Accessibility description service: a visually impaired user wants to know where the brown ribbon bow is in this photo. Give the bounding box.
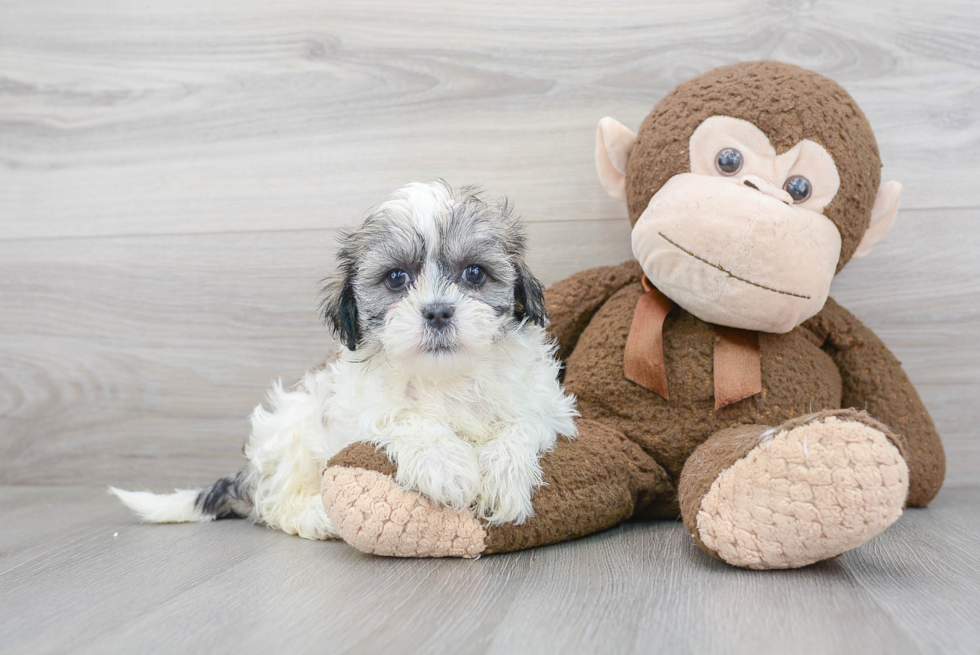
[624,277,762,410]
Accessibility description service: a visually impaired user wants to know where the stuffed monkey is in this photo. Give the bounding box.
[321,61,945,569]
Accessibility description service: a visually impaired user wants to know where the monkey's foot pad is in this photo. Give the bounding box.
[696,415,909,570]
[322,467,487,558]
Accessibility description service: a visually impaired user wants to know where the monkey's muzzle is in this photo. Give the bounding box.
[631,174,841,333]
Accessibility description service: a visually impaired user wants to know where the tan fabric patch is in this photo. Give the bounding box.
[696,416,908,569]
[322,466,487,558]
[631,173,841,333]
[688,115,842,213]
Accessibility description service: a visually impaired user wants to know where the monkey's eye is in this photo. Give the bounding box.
[462,265,487,286]
[715,148,743,176]
[783,175,812,203]
[384,269,410,291]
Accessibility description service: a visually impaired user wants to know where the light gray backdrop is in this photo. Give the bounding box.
[1,0,977,489]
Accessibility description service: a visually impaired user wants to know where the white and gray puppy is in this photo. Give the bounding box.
[112,181,578,540]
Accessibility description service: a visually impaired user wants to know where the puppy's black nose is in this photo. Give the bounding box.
[423,304,454,329]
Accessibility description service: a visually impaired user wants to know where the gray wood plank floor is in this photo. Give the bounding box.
[1,0,979,652]
[2,486,979,655]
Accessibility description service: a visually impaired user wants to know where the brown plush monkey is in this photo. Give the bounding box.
[321,61,945,569]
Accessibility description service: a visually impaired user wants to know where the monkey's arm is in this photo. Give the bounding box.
[803,297,945,506]
[545,260,642,362]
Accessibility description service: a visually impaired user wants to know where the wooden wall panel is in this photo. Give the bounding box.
[0,0,977,487]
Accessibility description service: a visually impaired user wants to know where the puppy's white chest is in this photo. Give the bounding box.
[325,361,503,445]
[402,380,499,445]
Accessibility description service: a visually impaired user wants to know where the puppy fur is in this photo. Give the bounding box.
[112,181,578,540]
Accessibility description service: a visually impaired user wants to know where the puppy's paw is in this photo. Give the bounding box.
[394,441,481,513]
[477,480,535,526]
[476,438,541,525]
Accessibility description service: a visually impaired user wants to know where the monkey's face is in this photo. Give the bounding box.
[595,62,902,335]
[630,116,843,333]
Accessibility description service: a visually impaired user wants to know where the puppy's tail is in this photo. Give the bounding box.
[109,469,254,524]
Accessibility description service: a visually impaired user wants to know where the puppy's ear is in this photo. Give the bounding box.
[514,262,547,327]
[321,271,360,350]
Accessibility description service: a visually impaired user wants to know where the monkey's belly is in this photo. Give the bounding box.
[564,283,843,483]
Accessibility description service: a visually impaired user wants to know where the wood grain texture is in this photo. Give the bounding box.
[0,2,978,493]
[1,0,979,241]
[2,2,978,652]
[1,485,978,654]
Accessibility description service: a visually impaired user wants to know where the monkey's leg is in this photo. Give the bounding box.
[320,419,674,557]
[678,409,909,570]
[805,298,945,506]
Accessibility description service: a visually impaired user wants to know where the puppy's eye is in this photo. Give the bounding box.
[783,175,812,203]
[462,265,486,286]
[384,269,410,291]
[715,148,743,176]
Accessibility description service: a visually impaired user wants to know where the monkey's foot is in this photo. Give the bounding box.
[683,410,909,570]
[322,466,487,558]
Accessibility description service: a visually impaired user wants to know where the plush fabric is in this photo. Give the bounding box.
[323,444,487,558]
[803,298,945,506]
[623,282,673,397]
[556,263,942,501]
[322,259,944,563]
[320,61,945,568]
[854,180,902,259]
[625,60,881,271]
[631,173,842,332]
[483,419,675,553]
[712,326,762,409]
[679,410,908,569]
[563,264,843,483]
[545,262,643,365]
[677,422,770,560]
[323,420,676,556]
[322,467,487,558]
[596,117,637,202]
[688,116,842,212]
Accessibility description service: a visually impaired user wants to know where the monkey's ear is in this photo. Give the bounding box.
[853,181,902,260]
[595,117,637,202]
[321,275,360,350]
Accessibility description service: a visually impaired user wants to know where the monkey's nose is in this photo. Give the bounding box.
[422,304,454,329]
[741,174,793,205]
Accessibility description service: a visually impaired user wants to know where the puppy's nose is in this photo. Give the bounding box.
[422,304,454,329]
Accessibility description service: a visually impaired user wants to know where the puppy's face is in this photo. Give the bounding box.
[322,182,546,376]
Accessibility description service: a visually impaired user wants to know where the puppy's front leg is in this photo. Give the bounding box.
[381,425,481,513]
[476,430,543,525]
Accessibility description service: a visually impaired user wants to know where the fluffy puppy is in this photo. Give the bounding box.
[112,181,578,540]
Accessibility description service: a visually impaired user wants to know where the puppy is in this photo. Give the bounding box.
[112,181,578,540]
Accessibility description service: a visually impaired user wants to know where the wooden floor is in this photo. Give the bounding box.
[1,485,978,654]
[2,0,979,653]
